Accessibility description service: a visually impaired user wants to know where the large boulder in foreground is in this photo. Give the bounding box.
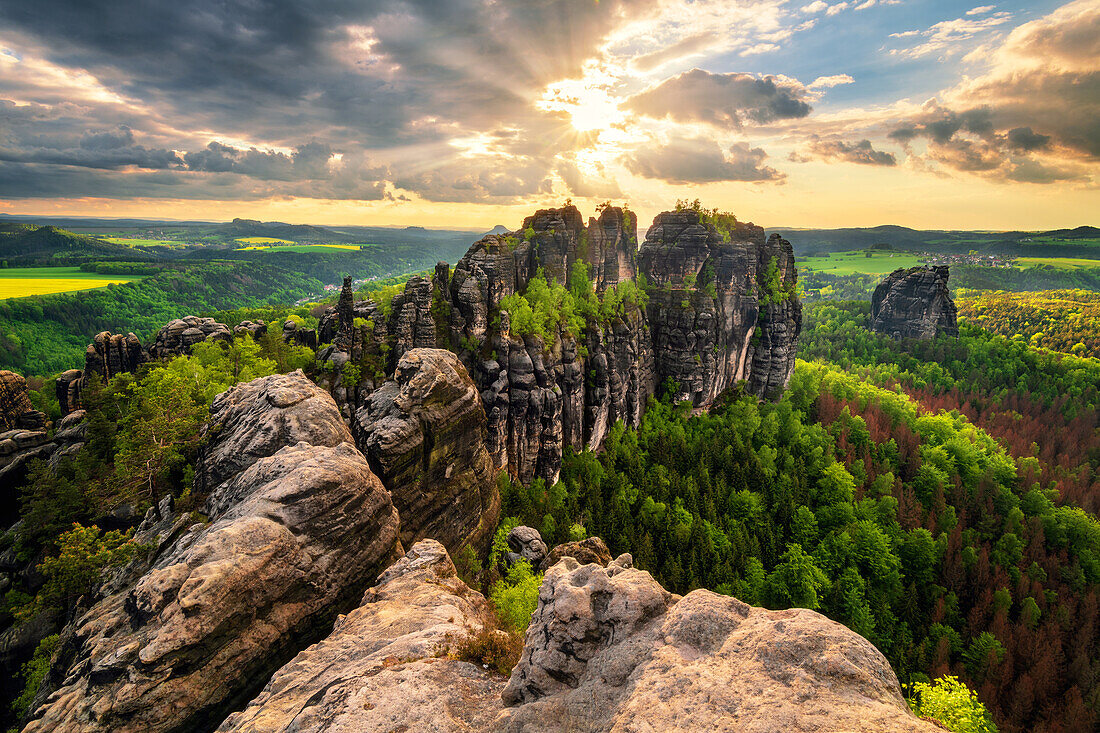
[502,556,941,732]
[871,265,958,340]
[221,541,942,733]
[23,372,402,733]
[353,348,500,557]
[219,540,503,733]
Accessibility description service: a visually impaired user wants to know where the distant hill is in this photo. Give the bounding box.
[0,222,141,264]
[773,224,1100,258]
[216,218,339,242]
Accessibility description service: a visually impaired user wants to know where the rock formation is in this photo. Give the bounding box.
[320,205,800,484]
[218,540,502,733]
[233,320,267,339]
[148,316,232,359]
[0,370,44,432]
[216,541,943,733]
[505,525,548,568]
[22,372,402,733]
[639,212,801,404]
[55,331,148,414]
[281,318,318,350]
[870,266,959,340]
[352,348,500,557]
[539,536,612,572]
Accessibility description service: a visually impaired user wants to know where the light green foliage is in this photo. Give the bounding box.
[674,199,739,242]
[524,226,537,241]
[20,524,140,620]
[491,515,523,568]
[908,676,998,733]
[370,283,403,320]
[490,560,543,633]
[11,634,59,717]
[498,269,585,340]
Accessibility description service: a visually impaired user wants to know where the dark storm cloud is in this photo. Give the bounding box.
[624,138,783,184]
[803,138,897,166]
[625,69,812,129]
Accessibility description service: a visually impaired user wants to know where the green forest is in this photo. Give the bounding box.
[499,307,1100,733]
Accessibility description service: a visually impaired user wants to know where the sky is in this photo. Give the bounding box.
[0,0,1096,231]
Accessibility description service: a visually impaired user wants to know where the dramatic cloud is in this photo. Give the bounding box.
[878,0,1099,184]
[803,138,897,166]
[625,69,812,129]
[624,138,783,184]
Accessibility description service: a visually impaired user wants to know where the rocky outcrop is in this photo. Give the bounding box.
[639,212,801,403]
[316,205,798,483]
[149,316,232,359]
[501,555,942,732]
[218,540,503,733]
[352,348,500,557]
[505,525,547,568]
[23,372,402,733]
[870,266,959,340]
[0,371,44,432]
[233,320,267,340]
[539,536,612,572]
[281,319,318,350]
[219,541,943,733]
[55,331,149,414]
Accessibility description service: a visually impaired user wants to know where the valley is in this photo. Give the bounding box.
[0,205,1097,733]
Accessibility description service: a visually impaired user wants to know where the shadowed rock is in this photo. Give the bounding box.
[353,348,500,557]
[870,266,958,340]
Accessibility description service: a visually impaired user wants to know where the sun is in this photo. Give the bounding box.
[537,78,624,133]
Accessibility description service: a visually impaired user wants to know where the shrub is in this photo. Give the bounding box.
[447,610,524,675]
[11,634,59,717]
[908,675,998,733]
[490,559,543,633]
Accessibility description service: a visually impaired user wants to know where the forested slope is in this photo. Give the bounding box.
[0,262,320,375]
[500,305,1100,733]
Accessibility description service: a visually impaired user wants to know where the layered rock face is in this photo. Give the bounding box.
[440,206,654,484]
[315,205,799,484]
[639,212,801,404]
[149,316,232,359]
[220,541,942,733]
[55,331,148,414]
[0,370,43,432]
[870,265,959,340]
[218,540,503,733]
[352,348,500,557]
[23,372,402,733]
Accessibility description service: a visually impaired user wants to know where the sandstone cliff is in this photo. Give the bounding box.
[870,265,959,340]
[352,348,501,558]
[219,540,944,733]
[22,372,402,733]
[321,205,801,484]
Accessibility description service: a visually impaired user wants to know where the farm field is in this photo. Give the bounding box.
[235,242,367,252]
[0,267,146,298]
[234,236,296,245]
[1016,257,1100,269]
[102,236,181,247]
[797,250,923,275]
